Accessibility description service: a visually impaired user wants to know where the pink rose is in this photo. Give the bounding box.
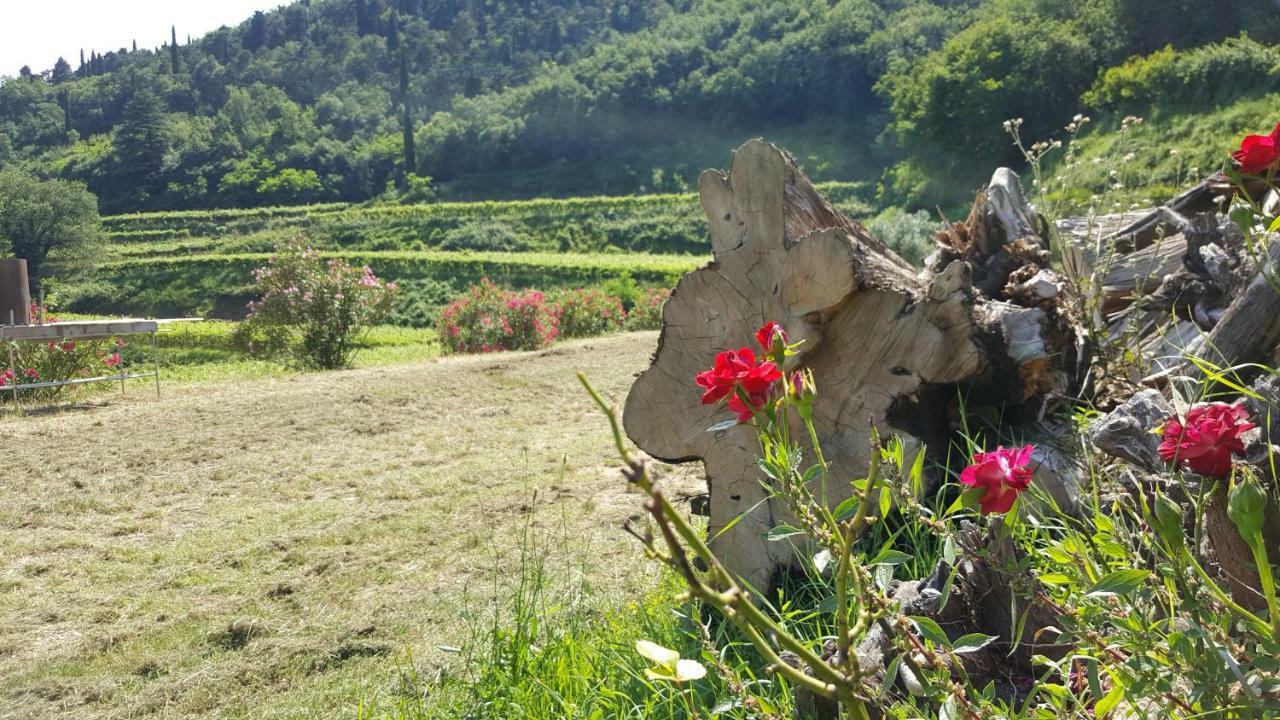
[960,445,1035,515]
[1158,402,1255,478]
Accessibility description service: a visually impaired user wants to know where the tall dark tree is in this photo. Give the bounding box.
[246,11,268,51]
[50,57,72,83]
[114,88,168,194]
[399,48,415,186]
[170,26,180,73]
[355,0,374,35]
[78,48,85,73]
[132,39,138,52]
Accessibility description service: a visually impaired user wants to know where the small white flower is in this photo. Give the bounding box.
[1123,152,1136,162]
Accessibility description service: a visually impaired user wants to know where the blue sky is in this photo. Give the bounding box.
[2,0,287,76]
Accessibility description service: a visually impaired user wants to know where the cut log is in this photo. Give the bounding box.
[623,140,1076,590]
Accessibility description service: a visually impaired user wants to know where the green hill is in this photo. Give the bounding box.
[2,0,1277,214]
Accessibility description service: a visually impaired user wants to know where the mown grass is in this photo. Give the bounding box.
[0,332,706,720]
[124,320,440,384]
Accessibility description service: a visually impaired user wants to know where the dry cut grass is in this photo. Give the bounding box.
[0,332,697,720]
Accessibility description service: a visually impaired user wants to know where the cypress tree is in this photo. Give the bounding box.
[399,49,416,186]
[170,26,179,73]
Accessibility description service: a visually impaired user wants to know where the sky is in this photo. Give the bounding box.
[1,0,288,76]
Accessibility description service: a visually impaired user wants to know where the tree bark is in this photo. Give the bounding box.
[624,140,1075,590]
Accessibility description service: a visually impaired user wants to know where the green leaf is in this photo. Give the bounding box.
[878,483,892,518]
[945,487,986,517]
[801,464,824,485]
[880,654,902,694]
[766,525,805,542]
[833,496,860,522]
[1085,569,1149,597]
[869,548,911,566]
[951,633,997,655]
[910,616,949,647]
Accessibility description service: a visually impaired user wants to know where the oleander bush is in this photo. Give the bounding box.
[436,278,559,354]
[623,286,671,331]
[234,237,397,369]
[1,304,126,402]
[552,288,626,338]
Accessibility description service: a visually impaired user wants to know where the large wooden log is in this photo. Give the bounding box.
[624,141,1073,589]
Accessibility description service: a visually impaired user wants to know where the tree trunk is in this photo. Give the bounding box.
[624,140,1076,590]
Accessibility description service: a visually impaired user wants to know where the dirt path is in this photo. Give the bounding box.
[0,332,698,720]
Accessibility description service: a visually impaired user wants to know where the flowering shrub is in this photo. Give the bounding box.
[235,237,397,369]
[436,278,559,354]
[552,288,626,338]
[2,306,127,401]
[623,287,670,330]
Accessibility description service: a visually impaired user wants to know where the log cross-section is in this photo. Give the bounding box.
[624,140,1057,589]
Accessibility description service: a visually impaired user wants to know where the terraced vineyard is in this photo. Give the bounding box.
[74,184,874,324]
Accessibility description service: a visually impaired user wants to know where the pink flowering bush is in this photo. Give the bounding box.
[623,287,671,331]
[2,305,127,401]
[436,278,559,354]
[235,236,397,369]
[552,288,626,338]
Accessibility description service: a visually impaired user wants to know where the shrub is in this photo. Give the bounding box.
[440,220,527,252]
[623,287,670,331]
[436,279,558,354]
[1,304,126,402]
[866,207,938,266]
[552,288,625,338]
[235,237,397,369]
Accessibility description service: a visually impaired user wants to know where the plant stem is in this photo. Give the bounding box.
[1246,538,1280,641]
[1179,546,1271,636]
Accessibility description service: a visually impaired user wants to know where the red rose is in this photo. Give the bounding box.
[1158,402,1255,478]
[727,389,770,423]
[755,321,788,353]
[694,346,782,421]
[1232,122,1280,175]
[960,444,1035,515]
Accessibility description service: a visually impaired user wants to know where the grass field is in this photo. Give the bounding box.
[0,332,701,720]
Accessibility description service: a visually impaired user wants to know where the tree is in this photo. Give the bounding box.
[50,57,72,84]
[0,171,102,290]
[246,11,268,51]
[114,88,169,195]
[170,26,180,73]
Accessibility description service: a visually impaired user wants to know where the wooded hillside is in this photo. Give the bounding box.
[1,0,1278,213]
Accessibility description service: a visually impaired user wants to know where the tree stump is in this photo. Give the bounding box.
[624,140,1074,589]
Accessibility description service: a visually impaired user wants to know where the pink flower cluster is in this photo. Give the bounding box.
[437,279,559,354]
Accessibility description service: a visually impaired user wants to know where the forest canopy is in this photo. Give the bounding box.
[1,0,1277,213]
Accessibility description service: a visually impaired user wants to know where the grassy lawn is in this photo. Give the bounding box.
[0,331,699,720]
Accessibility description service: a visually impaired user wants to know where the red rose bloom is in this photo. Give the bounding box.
[1232,122,1280,175]
[960,444,1035,515]
[694,346,782,421]
[755,321,788,353]
[1158,402,1255,478]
